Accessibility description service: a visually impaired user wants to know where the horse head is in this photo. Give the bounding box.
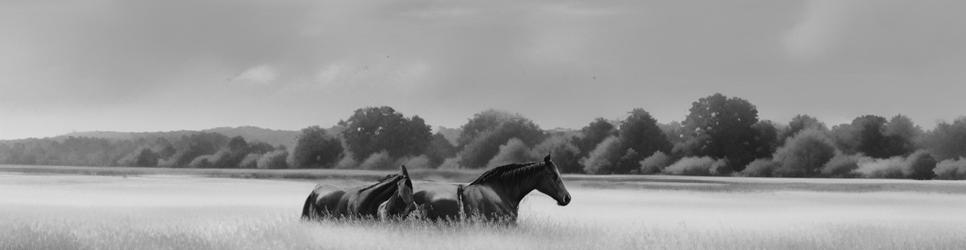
[395,165,418,215]
[535,154,571,206]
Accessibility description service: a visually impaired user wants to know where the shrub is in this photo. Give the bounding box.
[854,157,905,178]
[709,159,732,176]
[663,157,716,176]
[903,150,937,180]
[486,138,534,168]
[639,151,671,174]
[359,151,394,170]
[531,135,582,173]
[853,151,938,179]
[581,136,622,174]
[401,155,433,169]
[437,157,461,169]
[334,152,359,169]
[239,153,261,168]
[741,159,780,177]
[188,154,216,168]
[257,150,289,169]
[821,153,864,178]
[933,158,966,180]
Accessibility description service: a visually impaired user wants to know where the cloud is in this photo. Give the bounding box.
[233,64,279,84]
[784,0,966,64]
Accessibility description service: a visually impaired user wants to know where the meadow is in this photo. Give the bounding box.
[1,165,965,250]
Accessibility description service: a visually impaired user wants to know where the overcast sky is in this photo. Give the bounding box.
[1,0,965,139]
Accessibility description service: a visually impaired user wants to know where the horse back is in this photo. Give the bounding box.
[304,186,349,220]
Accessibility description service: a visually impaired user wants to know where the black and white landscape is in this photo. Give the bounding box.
[1,1,965,249]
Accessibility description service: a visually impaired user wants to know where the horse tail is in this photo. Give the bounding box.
[301,188,319,221]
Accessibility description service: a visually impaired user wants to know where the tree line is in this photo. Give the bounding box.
[2,93,966,180]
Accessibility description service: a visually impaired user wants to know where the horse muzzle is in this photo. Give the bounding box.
[557,194,571,206]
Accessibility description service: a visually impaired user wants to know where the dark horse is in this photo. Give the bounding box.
[412,154,571,223]
[301,165,416,221]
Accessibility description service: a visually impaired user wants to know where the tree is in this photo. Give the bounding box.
[751,121,780,158]
[659,121,686,149]
[532,135,582,173]
[836,115,913,159]
[133,148,159,167]
[615,149,641,174]
[677,93,761,170]
[170,133,228,167]
[425,133,457,167]
[292,126,343,168]
[617,109,672,166]
[211,136,251,168]
[853,115,889,157]
[457,110,545,168]
[159,145,176,160]
[457,109,520,149]
[922,118,966,161]
[247,141,275,155]
[882,114,921,157]
[576,118,617,158]
[341,106,432,160]
[778,114,827,144]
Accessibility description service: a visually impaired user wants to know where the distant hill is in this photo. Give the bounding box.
[203,126,299,148]
[58,126,300,149]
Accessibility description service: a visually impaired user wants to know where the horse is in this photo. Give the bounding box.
[301,165,416,221]
[412,154,571,223]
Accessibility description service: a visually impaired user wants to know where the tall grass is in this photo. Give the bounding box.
[1,173,966,249]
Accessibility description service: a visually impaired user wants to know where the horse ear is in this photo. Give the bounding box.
[400,165,409,177]
[544,153,552,163]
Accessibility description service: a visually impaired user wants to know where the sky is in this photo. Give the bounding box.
[1,0,965,139]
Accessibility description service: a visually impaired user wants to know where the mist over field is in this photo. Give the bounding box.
[2,171,966,250]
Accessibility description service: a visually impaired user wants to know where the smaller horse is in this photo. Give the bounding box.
[413,154,571,223]
[301,165,416,221]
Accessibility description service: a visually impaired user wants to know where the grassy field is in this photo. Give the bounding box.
[1,165,965,249]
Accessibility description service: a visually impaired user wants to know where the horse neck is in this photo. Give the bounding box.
[477,170,545,209]
[360,180,398,207]
[381,193,409,216]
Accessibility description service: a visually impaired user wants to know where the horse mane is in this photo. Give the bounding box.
[469,161,544,185]
[360,174,404,192]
